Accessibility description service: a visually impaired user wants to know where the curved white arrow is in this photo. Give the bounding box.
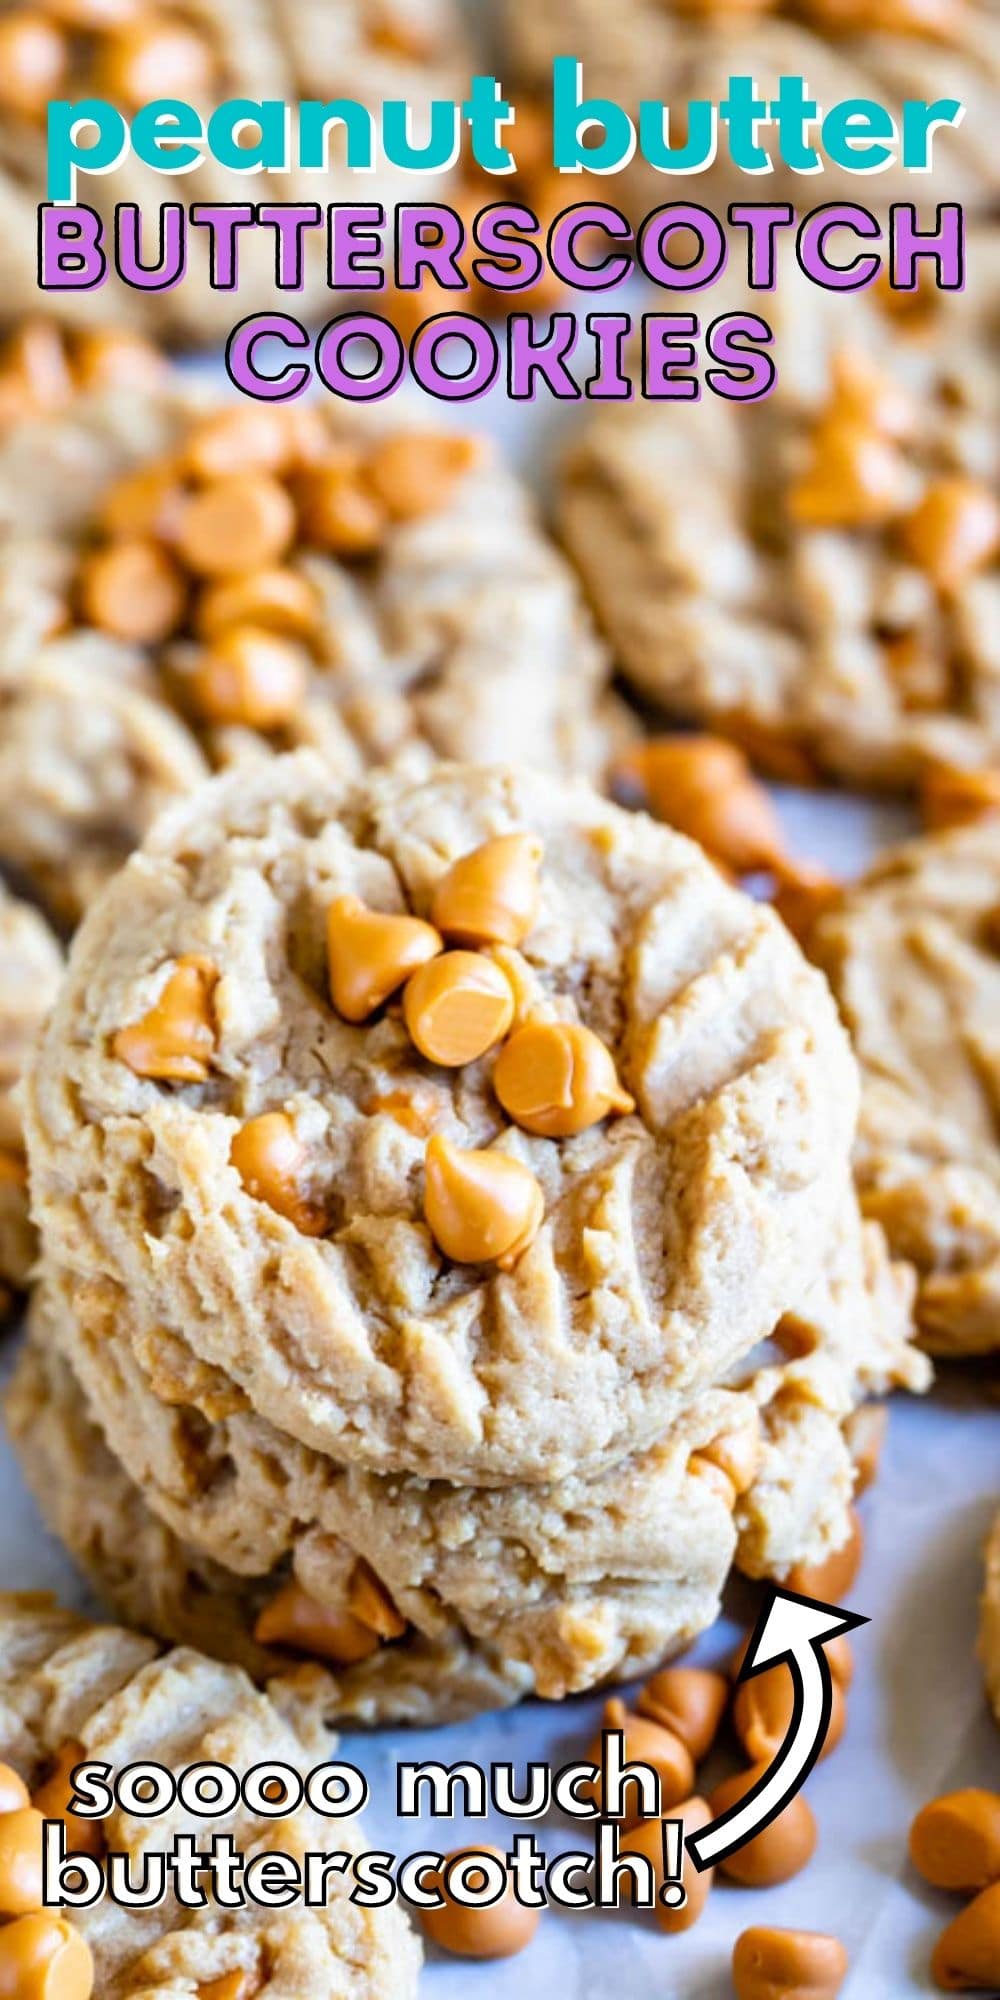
[687,1585,868,1874]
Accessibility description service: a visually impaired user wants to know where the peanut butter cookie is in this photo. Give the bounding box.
[0,1589,420,1997]
[810,819,1000,1357]
[24,752,859,1485]
[0,390,622,923]
[505,0,999,210]
[0,884,61,1312]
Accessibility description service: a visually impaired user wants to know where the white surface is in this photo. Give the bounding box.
[2,356,998,2000]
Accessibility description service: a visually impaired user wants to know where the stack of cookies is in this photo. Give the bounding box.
[7,751,928,1723]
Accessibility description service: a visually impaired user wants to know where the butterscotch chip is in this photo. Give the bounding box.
[20,755,868,1490]
[98,460,187,544]
[327,895,442,1023]
[732,1927,849,2000]
[708,1768,817,1885]
[611,736,788,877]
[809,820,1000,1358]
[494,1018,633,1137]
[423,1135,544,1270]
[0,1590,418,1996]
[790,418,910,529]
[787,1506,863,1602]
[188,626,308,731]
[733,1661,846,1762]
[175,473,296,578]
[558,248,998,793]
[195,566,321,643]
[0,1912,93,2000]
[346,1562,406,1641]
[901,477,1000,593]
[921,765,1000,832]
[402,951,514,1066]
[79,537,187,645]
[419,1846,539,1960]
[772,863,844,947]
[253,1579,382,1666]
[0,12,67,118]
[32,1744,104,1861]
[931,1882,1000,1992]
[71,330,167,397]
[96,16,216,107]
[431,833,543,947]
[636,1668,728,1762]
[367,432,483,521]
[0,1807,44,1916]
[112,956,217,1084]
[230,1113,326,1236]
[911,1790,1000,1894]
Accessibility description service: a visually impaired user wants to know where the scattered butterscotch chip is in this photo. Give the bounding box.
[79,537,187,646]
[0,1153,27,1192]
[230,1113,326,1237]
[253,1578,381,1666]
[184,406,293,482]
[32,1743,104,1861]
[327,895,442,1023]
[96,15,215,108]
[112,956,217,1084]
[423,1135,544,1271]
[732,1926,849,2000]
[367,432,482,521]
[733,1661,846,1765]
[176,472,296,578]
[635,1668,729,1763]
[493,1019,633,1138]
[195,567,321,643]
[789,418,910,529]
[346,1561,406,1642]
[0,1806,44,1917]
[921,764,1000,833]
[931,1881,1000,1992]
[910,1790,1000,1894]
[787,1506,863,1602]
[98,460,187,544]
[708,1767,816,1885]
[0,11,67,118]
[772,862,844,946]
[0,1912,93,2000]
[296,461,387,556]
[699,1411,761,1497]
[403,951,514,1067]
[901,477,1000,594]
[431,833,543,947]
[585,1697,695,1826]
[715,712,819,786]
[419,1845,539,1961]
[188,626,308,731]
[620,1796,714,1933]
[0,320,73,413]
[611,735,789,877]
[844,1402,888,1496]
